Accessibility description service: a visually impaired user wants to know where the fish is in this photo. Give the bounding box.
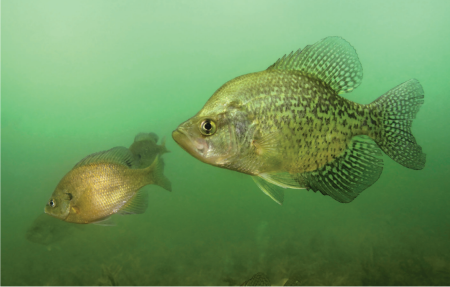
[26,213,80,245]
[240,272,271,286]
[129,132,169,169]
[173,36,426,204]
[44,147,172,224]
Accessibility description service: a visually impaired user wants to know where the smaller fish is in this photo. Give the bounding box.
[129,133,169,169]
[45,147,171,224]
[241,272,271,286]
[26,213,80,245]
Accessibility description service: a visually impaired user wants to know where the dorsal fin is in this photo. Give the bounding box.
[73,147,138,169]
[134,132,159,143]
[267,36,363,94]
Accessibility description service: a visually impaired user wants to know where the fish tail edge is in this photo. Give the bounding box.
[370,79,426,170]
[148,155,172,191]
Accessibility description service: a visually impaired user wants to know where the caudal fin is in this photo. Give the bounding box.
[148,155,172,191]
[371,79,426,170]
[159,137,170,154]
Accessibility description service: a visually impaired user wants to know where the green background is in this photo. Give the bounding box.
[2,0,450,285]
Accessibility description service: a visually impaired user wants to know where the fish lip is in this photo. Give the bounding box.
[172,128,210,162]
[44,202,70,221]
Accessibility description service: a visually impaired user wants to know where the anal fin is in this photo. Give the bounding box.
[294,136,383,203]
[118,188,149,215]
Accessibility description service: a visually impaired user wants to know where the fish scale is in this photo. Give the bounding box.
[45,146,172,224]
[173,36,425,204]
[238,70,364,174]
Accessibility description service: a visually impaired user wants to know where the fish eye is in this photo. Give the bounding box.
[49,199,56,208]
[200,119,217,136]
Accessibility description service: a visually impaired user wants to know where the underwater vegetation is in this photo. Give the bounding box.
[20,218,450,285]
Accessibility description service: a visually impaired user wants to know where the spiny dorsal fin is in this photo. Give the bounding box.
[73,147,138,169]
[267,36,363,95]
[134,132,159,143]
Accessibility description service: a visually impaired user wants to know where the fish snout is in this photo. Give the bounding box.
[172,127,211,162]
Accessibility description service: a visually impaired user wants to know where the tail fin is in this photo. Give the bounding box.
[148,155,172,191]
[159,137,170,154]
[371,79,426,170]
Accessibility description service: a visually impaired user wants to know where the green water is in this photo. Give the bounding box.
[2,0,450,285]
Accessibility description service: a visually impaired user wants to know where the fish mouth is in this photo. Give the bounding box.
[172,129,210,163]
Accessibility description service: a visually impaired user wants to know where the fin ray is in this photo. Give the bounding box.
[118,188,149,215]
[252,176,285,205]
[267,36,363,94]
[371,79,425,170]
[259,172,306,189]
[149,155,172,191]
[293,136,383,203]
[92,216,116,226]
[73,147,138,169]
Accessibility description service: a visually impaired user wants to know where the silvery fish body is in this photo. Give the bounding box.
[173,37,425,204]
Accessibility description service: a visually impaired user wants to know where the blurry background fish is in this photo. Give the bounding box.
[26,213,83,246]
[129,132,169,169]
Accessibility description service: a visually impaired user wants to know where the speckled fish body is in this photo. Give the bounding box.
[173,36,425,204]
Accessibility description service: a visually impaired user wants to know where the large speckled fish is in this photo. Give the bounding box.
[45,147,171,224]
[173,36,425,204]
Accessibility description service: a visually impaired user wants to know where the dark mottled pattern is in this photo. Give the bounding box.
[196,37,425,202]
[204,69,374,175]
[295,137,384,203]
[369,79,426,169]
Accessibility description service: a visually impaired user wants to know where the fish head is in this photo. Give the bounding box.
[173,100,253,169]
[44,186,73,221]
[172,109,243,166]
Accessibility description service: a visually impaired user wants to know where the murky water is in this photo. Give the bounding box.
[2,0,450,285]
